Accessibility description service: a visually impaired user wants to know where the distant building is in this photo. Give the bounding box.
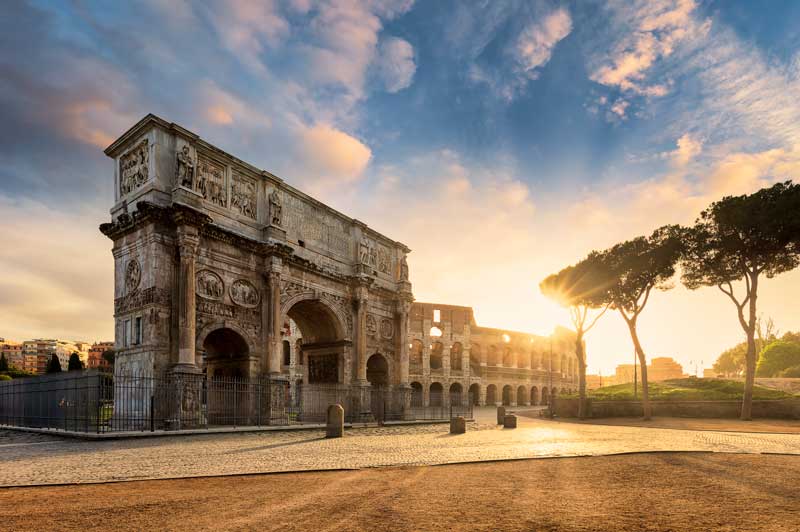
[648,357,685,381]
[23,339,58,374]
[585,374,604,390]
[87,341,115,371]
[608,357,686,385]
[1,341,24,370]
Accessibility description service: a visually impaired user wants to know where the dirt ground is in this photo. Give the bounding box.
[554,416,800,433]
[1,453,798,532]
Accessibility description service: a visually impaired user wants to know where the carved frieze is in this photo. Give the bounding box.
[196,270,224,300]
[119,139,149,196]
[196,299,260,324]
[115,287,171,315]
[125,259,141,293]
[196,155,227,207]
[280,281,307,305]
[230,279,259,308]
[376,245,390,274]
[231,172,257,220]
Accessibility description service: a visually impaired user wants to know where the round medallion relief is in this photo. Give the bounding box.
[125,259,141,293]
[196,270,224,300]
[230,279,260,308]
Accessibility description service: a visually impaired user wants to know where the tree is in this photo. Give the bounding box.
[599,225,685,420]
[0,353,8,372]
[102,349,115,368]
[755,314,779,357]
[682,181,800,420]
[712,342,747,377]
[540,251,611,418]
[67,352,83,371]
[756,341,800,377]
[46,354,62,374]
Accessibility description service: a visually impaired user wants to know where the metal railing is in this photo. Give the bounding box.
[0,372,471,434]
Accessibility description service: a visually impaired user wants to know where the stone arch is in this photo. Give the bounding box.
[196,322,256,374]
[202,327,251,378]
[410,381,423,407]
[488,345,498,366]
[450,342,463,371]
[502,384,513,406]
[530,386,538,405]
[518,350,528,368]
[280,292,349,342]
[486,384,497,405]
[449,382,463,406]
[541,386,549,406]
[410,339,423,366]
[502,347,513,367]
[517,385,527,406]
[282,340,291,366]
[283,296,349,384]
[468,383,480,406]
[469,344,482,375]
[429,382,444,407]
[366,353,390,387]
[430,342,443,370]
[529,350,537,369]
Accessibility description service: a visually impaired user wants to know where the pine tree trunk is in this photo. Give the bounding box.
[576,333,587,419]
[625,317,651,420]
[741,272,759,421]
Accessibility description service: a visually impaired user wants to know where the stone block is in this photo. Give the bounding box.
[496,406,505,425]
[450,416,466,434]
[326,404,344,438]
[503,414,517,429]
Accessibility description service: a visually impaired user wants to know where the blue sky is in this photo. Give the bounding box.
[2,0,800,374]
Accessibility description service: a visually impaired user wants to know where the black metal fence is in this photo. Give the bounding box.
[0,372,472,434]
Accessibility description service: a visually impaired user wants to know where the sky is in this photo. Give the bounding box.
[2,0,800,375]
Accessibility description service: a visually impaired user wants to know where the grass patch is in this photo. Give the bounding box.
[563,377,793,401]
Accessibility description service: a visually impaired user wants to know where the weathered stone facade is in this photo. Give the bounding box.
[100,114,574,409]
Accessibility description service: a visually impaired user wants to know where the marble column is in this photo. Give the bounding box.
[396,299,411,385]
[267,269,282,375]
[354,285,368,384]
[175,227,200,372]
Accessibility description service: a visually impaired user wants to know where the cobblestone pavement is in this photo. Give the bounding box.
[1,408,798,487]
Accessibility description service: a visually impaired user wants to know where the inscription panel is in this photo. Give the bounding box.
[283,193,352,258]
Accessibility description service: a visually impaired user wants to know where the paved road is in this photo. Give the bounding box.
[1,407,798,487]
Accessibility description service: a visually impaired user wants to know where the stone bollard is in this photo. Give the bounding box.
[503,414,517,429]
[326,404,344,438]
[496,406,505,425]
[450,416,466,434]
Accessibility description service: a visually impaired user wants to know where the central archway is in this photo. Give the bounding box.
[284,297,348,384]
[367,353,389,387]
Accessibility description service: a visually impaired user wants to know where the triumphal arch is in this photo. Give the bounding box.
[101,115,413,403]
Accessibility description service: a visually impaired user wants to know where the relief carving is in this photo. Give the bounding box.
[176,145,195,189]
[399,255,409,281]
[366,314,378,337]
[119,139,149,196]
[376,246,390,274]
[196,299,260,324]
[115,287,170,314]
[196,270,224,300]
[125,259,141,293]
[269,189,283,226]
[230,279,260,308]
[380,318,394,339]
[196,156,227,207]
[231,172,257,220]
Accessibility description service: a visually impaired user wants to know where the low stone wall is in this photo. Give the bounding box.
[554,398,800,419]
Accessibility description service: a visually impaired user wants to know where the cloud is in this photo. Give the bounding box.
[375,37,416,92]
[591,0,699,95]
[296,123,372,189]
[672,133,702,166]
[514,8,572,73]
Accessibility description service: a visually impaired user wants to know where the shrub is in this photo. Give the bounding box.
[0,374,11,381]
[778,365,800,378]
[756,341,800,377]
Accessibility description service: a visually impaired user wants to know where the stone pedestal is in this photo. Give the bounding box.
[503,414,517,429]
[450,416,466,434]
[496,405,505,425]
[326,404,344,438]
